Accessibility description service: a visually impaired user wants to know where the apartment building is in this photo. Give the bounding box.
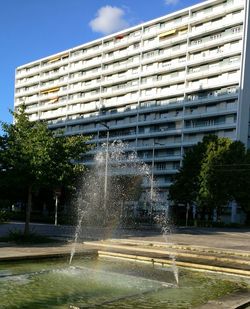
[14,0,250,207]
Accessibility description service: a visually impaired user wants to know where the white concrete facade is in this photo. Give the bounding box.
[14,0,250,198]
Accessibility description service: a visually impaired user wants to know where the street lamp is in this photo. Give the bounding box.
[54,188,61,226]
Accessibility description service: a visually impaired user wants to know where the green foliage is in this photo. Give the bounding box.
[169,134,250,223]
[0,105,89,189]
[0,209,9,223]
[0,104,90,233]
[0,229,57,244]
[198,137,232,214]
[169,135,218,206]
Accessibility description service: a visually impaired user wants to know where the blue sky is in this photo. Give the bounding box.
[0,0,204,132]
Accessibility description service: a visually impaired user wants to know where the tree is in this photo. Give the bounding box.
[169,135,218,210]
[228,146,250,224]
[198,137,233,221]
[169,134,250,225]
[0,105,89,234]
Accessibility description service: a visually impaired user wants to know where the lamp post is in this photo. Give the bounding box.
[54,188,61,226]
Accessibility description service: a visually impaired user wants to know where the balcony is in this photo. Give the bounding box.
[190,12,244,39]
[40,54,70,72]
[16,65,41,78]
[69,57,101,73]
[142,180,173,188]
[102,58,139,75]
[15,75,40,88]
[190,0,244,25]
[40,70,68,82]
[70,46,102,63]
[183,122,236,134]
[187,62,241,81]
[188,32,243,54]
[186,77,240,94]
[184,106,237,120]
[69,68,102,83]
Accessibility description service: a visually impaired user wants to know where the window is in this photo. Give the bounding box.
[175,17,182,24]
[131,80,139,86]
[194,23,203,31]
[232,26,241,34]
[130,30,141,37]
[143,50,157,58]
[191,67,200,73]
[162,60,171,67]
[118,71,126,77]
[171,71,178,78]
[230,56,240,63]
[212,17,222,24]
[209,62,219,69]
[172,44,180,51]
[144,25,156,33]
[192,39,202,45]
[145,89,154,95]
[179,57,186,63]
[210,33,222,40]
[146,63,154,70]
[230,41,240,48]
[177,83,184,89]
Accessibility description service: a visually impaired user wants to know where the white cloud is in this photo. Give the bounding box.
[89,6,129,35]
[165,0,179,5]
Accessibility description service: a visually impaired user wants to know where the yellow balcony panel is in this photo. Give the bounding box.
[178,26,188,31]
[41,87,60,94]
[48,57,61,64]
[178,26,188,34]
[47,53,69,63]
[61,53,69,59]
[49,98,59,103]
[159,29,176,39]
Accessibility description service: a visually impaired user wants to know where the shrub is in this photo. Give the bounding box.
[3,229,56,244]
[0,210,9,223]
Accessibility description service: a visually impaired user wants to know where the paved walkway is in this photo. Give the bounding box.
[1,222,250,266]
[1,222,250,251]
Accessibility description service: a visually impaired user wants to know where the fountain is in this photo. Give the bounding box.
[1,141,247,308]
[69,140,179,284]
[69,203,87,265]
[71,140,151,230]
[0,257,245,308]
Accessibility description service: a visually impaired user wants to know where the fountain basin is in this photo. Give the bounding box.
[0,257,248,309]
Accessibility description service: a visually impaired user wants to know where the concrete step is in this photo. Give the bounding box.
[83,239,250,277]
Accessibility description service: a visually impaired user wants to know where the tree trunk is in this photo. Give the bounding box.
[24,185,32,236]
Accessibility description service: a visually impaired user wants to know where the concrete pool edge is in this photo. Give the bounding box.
[0,246,98,262]
[0,241,249,309]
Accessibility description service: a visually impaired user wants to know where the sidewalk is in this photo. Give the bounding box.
[1,222,250,251]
